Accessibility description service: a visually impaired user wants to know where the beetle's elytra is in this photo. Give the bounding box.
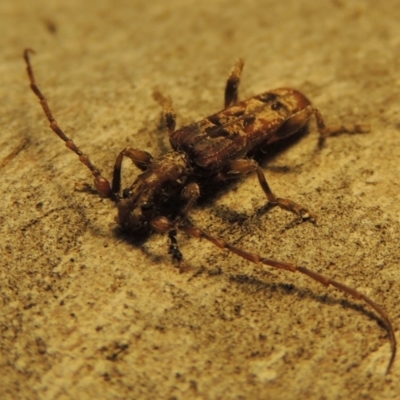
[24,49,396,373]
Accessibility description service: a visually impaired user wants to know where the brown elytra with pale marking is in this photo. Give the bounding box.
[24,49,395,373]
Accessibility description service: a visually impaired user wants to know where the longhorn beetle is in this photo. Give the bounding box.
[24,49,396,373]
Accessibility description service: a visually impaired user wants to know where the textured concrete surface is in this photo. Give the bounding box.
[1,1,400,399]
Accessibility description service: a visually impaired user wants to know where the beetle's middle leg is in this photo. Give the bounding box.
[224,58,244,108]
[153,91,176,134]
[223,159,317,221]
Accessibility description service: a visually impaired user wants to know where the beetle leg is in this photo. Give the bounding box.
[272,105,328,144]
[168,229,189,273]
[112,148,154,194]
[150,182,200,270]
[224,58,244,108]
[319,122,371,147]
[225,159,317,221]
[151,217,188,272]
[255,165,317,221]
[180,182,201,217]
[274,104,370,147]
[170,183,201,270]
[153,90,176,134]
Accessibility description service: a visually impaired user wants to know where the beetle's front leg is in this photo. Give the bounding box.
[167,229,189,273]
[170,182,201,270]
[225,159,317,221]
[112,148,154,194]
[149,182,200,272]
[150,215,189,272]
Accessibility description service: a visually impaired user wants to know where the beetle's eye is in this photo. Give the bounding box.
[141,202,153,211]
[122,188,131,198]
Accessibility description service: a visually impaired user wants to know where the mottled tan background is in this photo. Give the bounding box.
[1,1,400,399]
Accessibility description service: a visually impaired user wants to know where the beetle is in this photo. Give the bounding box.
[24,49,396,373]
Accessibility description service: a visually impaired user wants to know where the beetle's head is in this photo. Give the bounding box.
[115,181,155,234]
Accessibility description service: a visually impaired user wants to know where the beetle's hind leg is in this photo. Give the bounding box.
[269,104,370,149]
